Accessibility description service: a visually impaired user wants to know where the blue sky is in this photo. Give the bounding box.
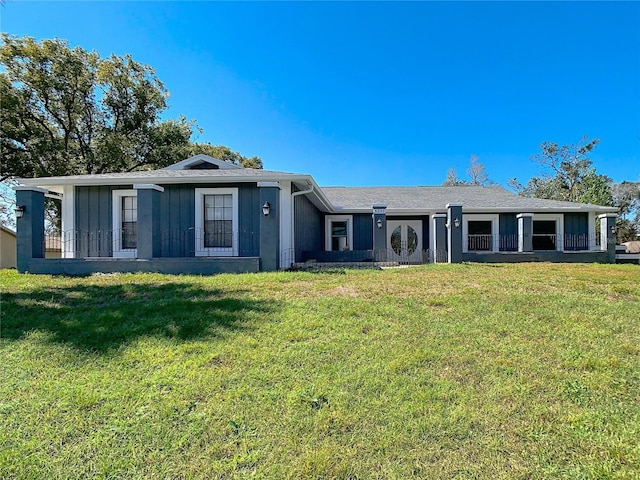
[2,1,639,187]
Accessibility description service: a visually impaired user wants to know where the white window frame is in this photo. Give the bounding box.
[533,213,564,251]
[112,189,138,258]
[463,214,499,253]
[195,188,239,257]
[325,215,353,251]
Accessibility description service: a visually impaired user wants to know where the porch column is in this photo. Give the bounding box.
[598,214,617,263]
[372,203,387,261]
[134,184,164,259]
[258,182,280,271]
[447,203,463,263]
[517,213,533,252]
[15,186,47,273]
[432,214,447,263]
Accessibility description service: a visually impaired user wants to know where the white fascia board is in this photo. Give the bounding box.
[332,208,438,215]
[13,185,49,193]
[17,173,315,188]
[461,207,618,214]
[257,181,280,188]
[297,181,334,213]
[133,184,164,192]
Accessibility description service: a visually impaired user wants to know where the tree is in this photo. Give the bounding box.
[442,155,494,186]
[0,35,264,179]
[186,143,263,169]
[511,136,610,204]
[611,180,640,242]
[1,35,186,179]
[0,35,262,227]
[510,136,639,242]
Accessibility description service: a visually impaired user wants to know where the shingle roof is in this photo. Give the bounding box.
[321,186,617,213]
[19,168,617,214]
[18,168,309,185]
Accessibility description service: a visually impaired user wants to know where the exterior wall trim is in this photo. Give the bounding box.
[112,189,138,258]
[14,186,49,194]
[463,213,499,253]
[194,187,239,257]
[533,213,564,251]
[134,184,165,192]
[278,181,292,267]
[257,181,281,188]
[325,215,354,251]
[61,185,75,258]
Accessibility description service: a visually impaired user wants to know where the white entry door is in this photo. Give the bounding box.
[387,220,423,263]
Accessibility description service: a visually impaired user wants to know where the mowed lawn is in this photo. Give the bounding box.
[1,264,639,479]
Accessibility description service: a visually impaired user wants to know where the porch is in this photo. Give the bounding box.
[30,227,261,275]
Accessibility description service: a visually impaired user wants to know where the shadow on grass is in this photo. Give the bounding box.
[1,282,279,353]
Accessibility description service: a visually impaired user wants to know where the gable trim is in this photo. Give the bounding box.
[163,154,244,171]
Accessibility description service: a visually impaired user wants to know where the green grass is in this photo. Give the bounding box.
[1,263,639,479]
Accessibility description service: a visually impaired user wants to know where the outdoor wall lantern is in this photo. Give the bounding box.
[376,218,383,229]
[15,205,26,219]
[262,201,271,217]
[610,225,616,235]
[454,218,461,229]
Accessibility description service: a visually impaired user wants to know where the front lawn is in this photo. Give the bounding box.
[1,263,638,479]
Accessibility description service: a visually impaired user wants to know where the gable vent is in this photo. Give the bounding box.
[187,161,220,170]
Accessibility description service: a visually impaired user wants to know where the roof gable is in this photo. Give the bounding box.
[163,154,244,171]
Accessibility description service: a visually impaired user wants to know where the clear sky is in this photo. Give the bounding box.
[1,1,639,187]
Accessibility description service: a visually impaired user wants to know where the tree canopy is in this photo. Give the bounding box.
[0,35,262,181]
[509,136,639,242]
[508,136,613,206]
[0,35,262,227]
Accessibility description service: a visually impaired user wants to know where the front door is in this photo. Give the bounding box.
[387,220,422,263]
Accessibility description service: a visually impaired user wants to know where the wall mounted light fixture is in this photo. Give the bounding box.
[610,225,616,235]
[262,201,271,216]
[376,218,383,229]
[15,205,26,218]
[454,218,461,228]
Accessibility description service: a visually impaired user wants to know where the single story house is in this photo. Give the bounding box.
[15,154,618,275]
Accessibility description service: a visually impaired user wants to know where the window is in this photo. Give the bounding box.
[204,194,233,248]
[112,190,137,258]
[533,220,557,250]
[467,220,492,251]
[195,188,238,256]
[463,214,499,253]
[325,215,353,251]
[121,196,137,249]
[530,214,564,251]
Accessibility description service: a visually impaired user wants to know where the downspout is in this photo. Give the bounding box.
[290,182,315,265]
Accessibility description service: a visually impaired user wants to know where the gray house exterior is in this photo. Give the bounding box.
[15,154,618,275]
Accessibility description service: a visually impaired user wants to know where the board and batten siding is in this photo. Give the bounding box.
[76,183,261,258]
[236,184,261,257]
[75,185,128,257]
[352,214,373,251]
[499,213,518,251]
[294,194,322,259]
[564,212,589,251]
[159,183,260,257]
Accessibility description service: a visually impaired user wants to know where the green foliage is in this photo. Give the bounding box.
[513,136,612,204]
[1,264,639,478]
[186,143,263,169]
[0,35,263,180]
[0,35,263,228]
[511,136,639,241]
